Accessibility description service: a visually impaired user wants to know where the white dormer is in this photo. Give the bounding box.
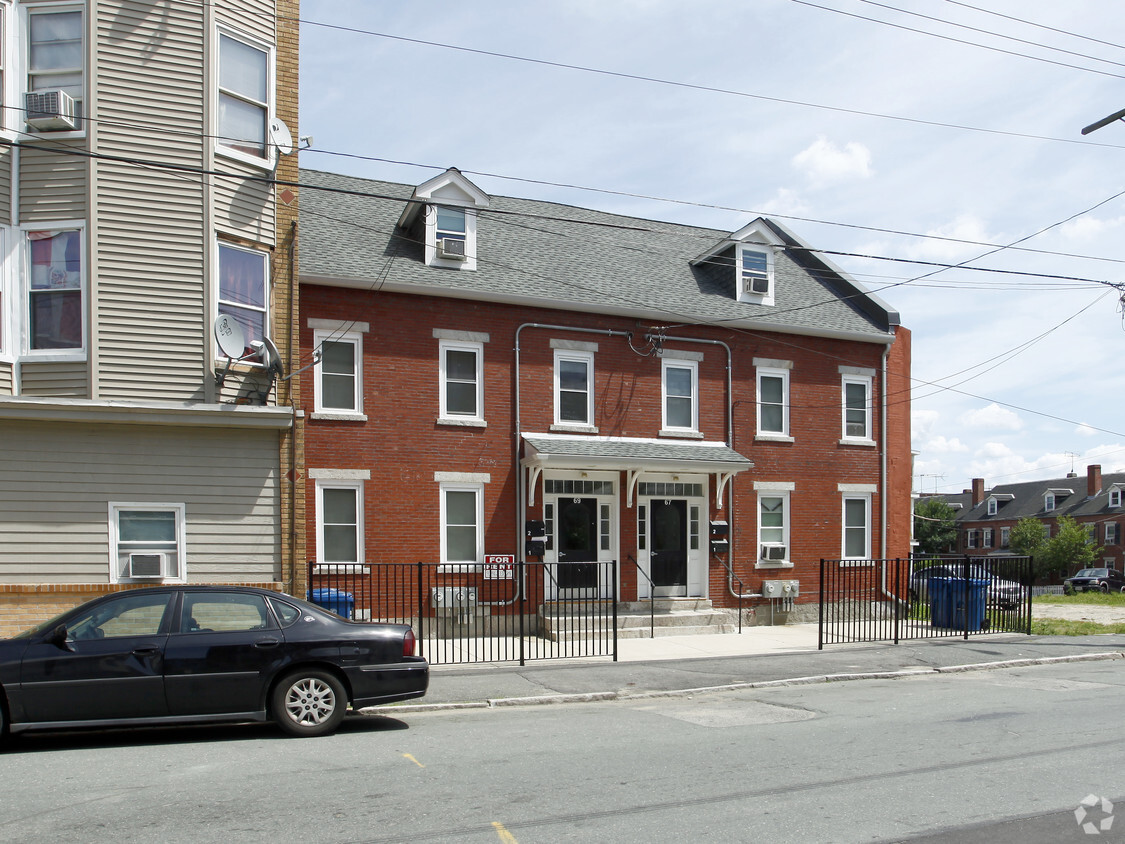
[397,168,490,271]
[1044,488,1072,512]
[986,493,1014,516]
[692,219,784,306]
[1110,485,1123,508]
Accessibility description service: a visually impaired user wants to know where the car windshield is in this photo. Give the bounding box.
[1075,569,1107,578]
[11,609,74,640]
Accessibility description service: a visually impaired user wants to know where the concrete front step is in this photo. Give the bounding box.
[539,599,738,641]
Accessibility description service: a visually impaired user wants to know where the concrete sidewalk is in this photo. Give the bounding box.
[379,624,1125,713]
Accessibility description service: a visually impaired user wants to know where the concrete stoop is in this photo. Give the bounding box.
[539,598,738,641]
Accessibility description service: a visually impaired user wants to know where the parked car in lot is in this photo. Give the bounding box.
[1064,568,1125,594]
[908,564,1025,609]
[0,586,428,742]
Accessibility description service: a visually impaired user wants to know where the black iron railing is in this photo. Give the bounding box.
[307,560,618,665]
[818,555,1034,648]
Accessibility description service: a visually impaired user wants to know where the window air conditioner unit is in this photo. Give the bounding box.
[761,544,787,561]
[25,90,76,131]
[744,274,769,295]
[438,238,467,260]
[127,552,164,579]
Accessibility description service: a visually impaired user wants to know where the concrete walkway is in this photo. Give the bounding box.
[372,619,1125,714]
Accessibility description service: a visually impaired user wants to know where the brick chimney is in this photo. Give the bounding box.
[1088,464,1102,498]
[971,478,985,507]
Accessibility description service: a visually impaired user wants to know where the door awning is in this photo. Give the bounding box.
[521,433,753,508]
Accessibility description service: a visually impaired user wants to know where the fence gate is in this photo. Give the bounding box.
[818,556,1034,648]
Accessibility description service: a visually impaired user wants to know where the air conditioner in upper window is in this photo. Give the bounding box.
[761,544,787,561]
[438,238,467,260]
[25,90,76,131]
[743,274,769,295]
[127,552,164,579]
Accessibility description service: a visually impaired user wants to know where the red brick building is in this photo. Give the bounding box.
[297,168,912,617]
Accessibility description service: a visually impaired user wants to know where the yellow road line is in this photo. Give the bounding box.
[402,753,425,768]
[492,821,518,842]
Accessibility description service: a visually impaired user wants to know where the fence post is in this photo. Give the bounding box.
[416,562,425,659]
[612,559,619,662]
[892,559,900,644]
[518,558,526,667]
[818,557,825,650]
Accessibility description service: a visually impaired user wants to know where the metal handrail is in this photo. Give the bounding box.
[625,555,656,638]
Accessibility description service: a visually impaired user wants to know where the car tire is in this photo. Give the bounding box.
[1101,583,1110,593]
[271,669,348,738]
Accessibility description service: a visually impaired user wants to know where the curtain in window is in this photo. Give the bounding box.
[28,230,81,349]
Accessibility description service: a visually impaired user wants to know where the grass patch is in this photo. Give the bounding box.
[1036,592,1125,606]
[1031,618,1125,635]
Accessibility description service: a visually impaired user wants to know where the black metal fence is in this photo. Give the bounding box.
[818,555,1034,648]
[307,560,618,665]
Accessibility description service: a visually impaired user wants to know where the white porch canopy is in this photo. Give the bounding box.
[521,433,753,508]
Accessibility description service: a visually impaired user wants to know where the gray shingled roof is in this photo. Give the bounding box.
[936,473,1125,523]
[299,169,899,340]
[522,435,752,470]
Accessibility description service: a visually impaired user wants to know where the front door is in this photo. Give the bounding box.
[650,499,688,597]
[556,497,599,594]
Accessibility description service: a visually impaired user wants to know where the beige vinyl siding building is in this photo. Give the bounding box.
[0,0,303,635]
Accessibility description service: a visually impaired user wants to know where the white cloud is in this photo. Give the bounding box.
[791,137,872,187]
[922,435,969,454]
[1058,215,1125,242]
[905,215,996,263]
[1075,423,1098,438]
[960,403,1022,432]
[759,188,809,217]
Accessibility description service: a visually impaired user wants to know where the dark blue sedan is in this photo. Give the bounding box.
[0,586,428,740]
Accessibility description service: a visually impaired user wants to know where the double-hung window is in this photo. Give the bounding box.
[1107,523,1120,546]
[217,28,273,164]
[217,242,268,357]
[1000,526,1010,549]
[1111,488,1122,508]
[555,350,593,427]
[316,482,363,566]
[662,359,698,433]
[441,483,483,566]
[26,227,83,353]
[842,494,871,560]
[439,339,483,423]
[841,372,873,442]
[757,366,789,437]
[758,493,789,562]
[109,503,186,584]
[314,329,362,415]
[26,5,84,127]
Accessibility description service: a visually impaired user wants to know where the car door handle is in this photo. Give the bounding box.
[132,646,161,657]
[254,637,281,648]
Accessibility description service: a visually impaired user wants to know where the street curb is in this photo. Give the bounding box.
[374,651,1125,714]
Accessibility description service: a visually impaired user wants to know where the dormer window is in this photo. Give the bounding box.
[397,168,490,272]
[987,498,997,516]
[1111,488,1122,508]
[1044,493,1056,512]
[741,248,770,296]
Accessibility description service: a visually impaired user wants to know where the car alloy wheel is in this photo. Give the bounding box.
[272,669,347,737]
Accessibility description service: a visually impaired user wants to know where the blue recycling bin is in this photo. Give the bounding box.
[308,587,354,619]
[929,577,988,631]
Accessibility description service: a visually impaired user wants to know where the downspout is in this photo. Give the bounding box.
[9,144,18,395]
[644,333,759,601]
[513,323,633,587]
[878,339,902,606]
[287,220,299,594]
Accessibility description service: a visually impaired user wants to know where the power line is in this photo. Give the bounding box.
[940,0,1125,54]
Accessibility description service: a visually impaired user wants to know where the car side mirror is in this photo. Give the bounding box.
[47,624,74,652]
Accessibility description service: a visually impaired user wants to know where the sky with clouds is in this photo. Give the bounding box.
[299,0,1125,495]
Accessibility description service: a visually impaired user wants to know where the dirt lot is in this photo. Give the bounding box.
[1032,603,1125,624]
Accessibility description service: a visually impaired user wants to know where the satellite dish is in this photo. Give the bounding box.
[269,117,294,156]
[214,314,245,359]
[259,336,285,378]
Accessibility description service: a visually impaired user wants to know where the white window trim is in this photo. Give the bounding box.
[661,358,698,434]
[1107,523,1119,545]
[841,373,874,444]
[0,224,12,361]
[214,24,276,169]
[553,348,595,429]
[756,366,790,439]
[1044,493,1056,512]
[756,490,792,569]
[0,1,15,139]
[19,2,85,139]
[987,498,997,516]
[1110,488,1122,508]
[426,204,478,270]
[20,221,86,361]
[1000,526,1010,548]
[108,502,187,584]
[439,482,484,572]
[312,328,364,417]
[315,479,364,570]
[438,338,484,424]
[214,239,269,365]
[737,242,776,305]
[841,493,872,561]
[982,527,993,548]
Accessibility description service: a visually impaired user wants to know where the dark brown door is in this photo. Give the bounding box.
[557,497,598,590]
